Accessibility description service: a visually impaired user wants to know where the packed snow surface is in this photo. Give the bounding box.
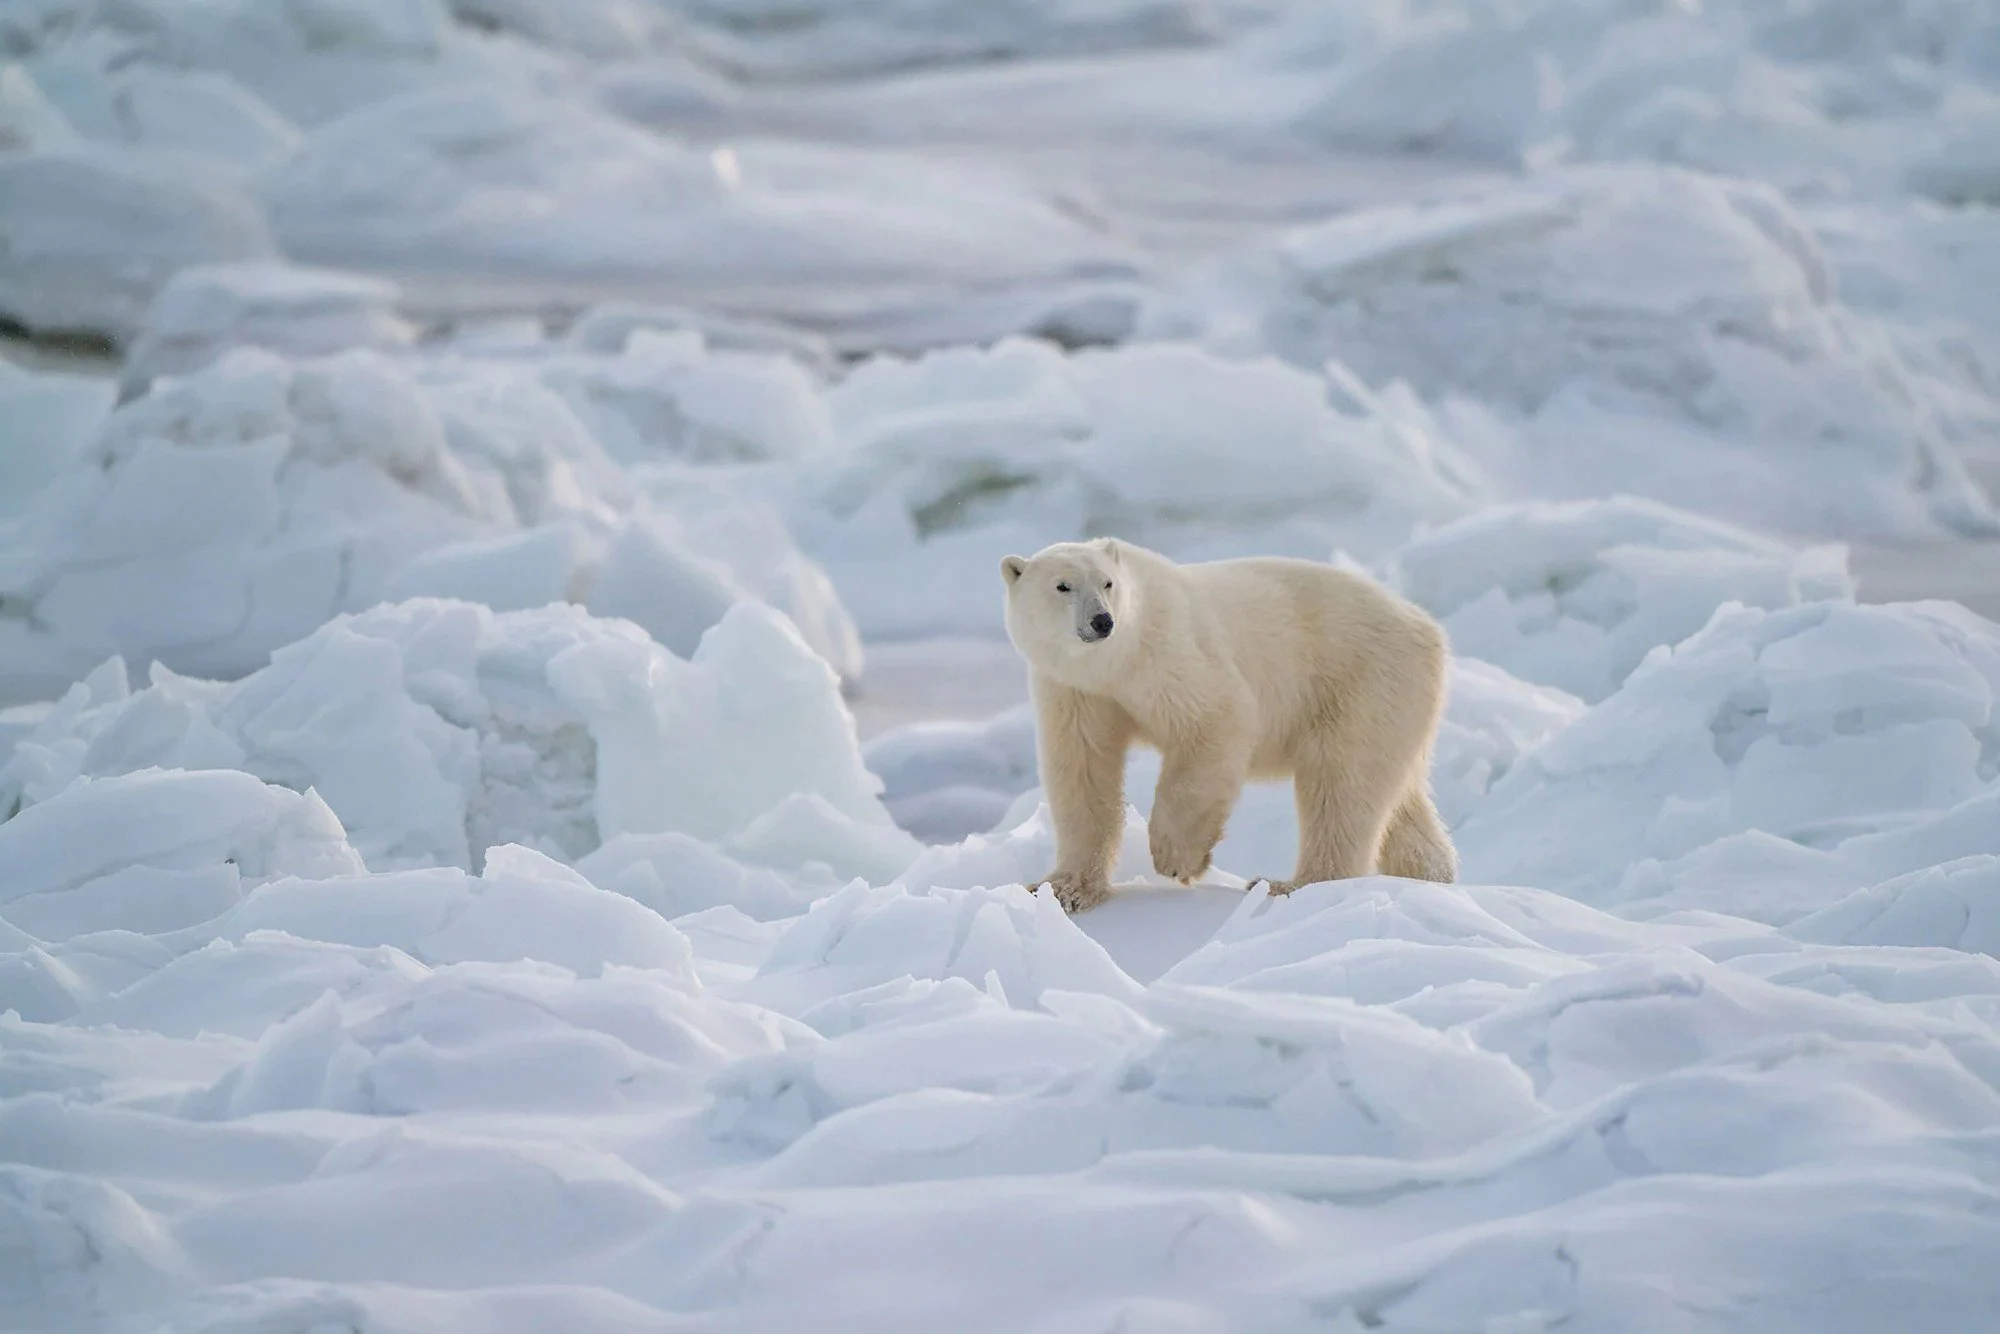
[8,0,2000,1330]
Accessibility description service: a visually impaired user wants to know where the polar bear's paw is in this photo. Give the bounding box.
[1148,819,1218,885]
[1036,870,1113,914]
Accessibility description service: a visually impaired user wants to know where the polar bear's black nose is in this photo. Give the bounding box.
[1089,612,1114,638]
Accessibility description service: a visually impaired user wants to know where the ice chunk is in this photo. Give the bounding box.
[1144,167,1999,540]
[0,769,362,941]
[0,148,276,339]
[539,328,836,465]
[1386,497,1855,701]
[122,262,414,396]
[4,599,907,877]
[1460,600,2000,921]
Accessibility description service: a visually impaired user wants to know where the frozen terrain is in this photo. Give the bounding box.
[6,0,2000,1330]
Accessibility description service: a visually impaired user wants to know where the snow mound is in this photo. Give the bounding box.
[1,599,916,879]
[1387,496,1855,701]
[1459,598,2000,924]
[1143,167,2000,539]
[0,347,862,701]
[0,767,361,942]
[122,261,415,398]
[0,148,276,339]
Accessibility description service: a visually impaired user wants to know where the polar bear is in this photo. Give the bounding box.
[1001,537,1457,912]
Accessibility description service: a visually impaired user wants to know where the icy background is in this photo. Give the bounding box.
[6,1,2000,1329]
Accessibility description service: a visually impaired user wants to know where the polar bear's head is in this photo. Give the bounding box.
[1000,538,1133,683]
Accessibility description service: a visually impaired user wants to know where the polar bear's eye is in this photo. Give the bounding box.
[1103,581,1113,590]
[1055,582,1071,593]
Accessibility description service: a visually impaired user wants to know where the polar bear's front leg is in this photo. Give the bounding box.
[1148,724,1251,884]
[1032,679,1135,913]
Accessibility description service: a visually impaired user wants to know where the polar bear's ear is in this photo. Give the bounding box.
[1095,537,1122,562]
[1001,555,1027,585]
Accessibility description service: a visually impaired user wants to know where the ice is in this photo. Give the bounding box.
[564,302,838,373]
[1384,496,1855,701]
[1143,166,2000,539]
[122,261,414,397]
[0,768,361,941]
[0,346,863,701]
[0,366,112,521]
[0,148,277,340]
[1458,599,2000,923]
[3,599,912,877]
[538,329,836,466]
[864,703,1038,842]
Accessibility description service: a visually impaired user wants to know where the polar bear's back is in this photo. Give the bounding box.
[1179,555,1438,667]
[1172,554,1445,766]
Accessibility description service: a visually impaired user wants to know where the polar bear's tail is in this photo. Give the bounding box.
[1379,783,1458,884]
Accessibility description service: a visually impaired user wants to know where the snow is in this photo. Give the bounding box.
[9,0,2000,1328]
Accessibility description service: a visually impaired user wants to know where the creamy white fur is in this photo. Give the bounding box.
[1002,538,1457,912]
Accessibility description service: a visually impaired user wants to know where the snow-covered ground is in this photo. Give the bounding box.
[7,1,2000,1329]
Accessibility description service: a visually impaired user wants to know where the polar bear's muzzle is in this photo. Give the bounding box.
[1078,610,1115,643]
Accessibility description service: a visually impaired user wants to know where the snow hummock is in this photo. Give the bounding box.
[0,345,863,702]
[1,598,914,879]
